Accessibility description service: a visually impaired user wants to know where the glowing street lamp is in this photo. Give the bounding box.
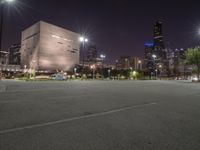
[0,0,16,64]
[138,60,142,70]
[100,54,106,79]
[90,65,95,80]
[100,54,106,59]
[79,36,88,73]
[152,54,157,78]
[74,67,77,75]
[79,36,88,43]
[108,69,111,79]
[152,54,157,59]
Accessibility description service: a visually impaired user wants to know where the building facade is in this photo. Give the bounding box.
[20,21,80,72]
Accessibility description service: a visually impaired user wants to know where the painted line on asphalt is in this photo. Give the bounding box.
[0,95,89,103]
[0,102,157,135]
[0,88,74,93]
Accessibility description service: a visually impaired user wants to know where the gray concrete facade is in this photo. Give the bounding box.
[20,21,80,72]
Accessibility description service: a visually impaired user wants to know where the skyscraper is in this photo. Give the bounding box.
[153,21,165,59]
[144,21,169,76]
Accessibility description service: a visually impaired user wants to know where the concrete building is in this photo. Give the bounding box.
[20,21,80,72]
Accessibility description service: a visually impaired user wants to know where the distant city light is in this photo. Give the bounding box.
[90,65,95,69]
[100,54,106,59]
[152,54,157,58]
[144,43,154,47]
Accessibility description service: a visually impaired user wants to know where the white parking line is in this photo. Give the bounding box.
[0,102,157,135]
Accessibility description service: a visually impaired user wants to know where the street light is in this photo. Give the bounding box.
[90,65,95,80]
[138,60,142,70]
[152,54,157,78]
[158,64,162,79]
[79,36,88,73]
[100,54,106,67]
[0,0,16,64]
[74,67,77,75]
[100,54,106,79]
[108,69,111,79]
[152,54,157,59]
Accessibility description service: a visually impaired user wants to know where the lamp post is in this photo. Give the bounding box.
[108,69,111,79]
[0,0,15,64]
[79,36,88,72]
[100,54,106,79]
[74,67,77,75]
[90,65,95,80]
[159,64,162,79]
[152,54,157,78]
[138,60,142,70]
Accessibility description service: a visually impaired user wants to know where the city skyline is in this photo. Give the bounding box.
[1,0,200,63]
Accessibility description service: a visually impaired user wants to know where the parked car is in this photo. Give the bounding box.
[50,74,67,80]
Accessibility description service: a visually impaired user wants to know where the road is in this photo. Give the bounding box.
[0,80,200,150]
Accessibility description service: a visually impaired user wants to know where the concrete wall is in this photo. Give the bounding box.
[39,21,80,71]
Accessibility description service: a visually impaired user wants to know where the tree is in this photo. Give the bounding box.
[185,47,200,81]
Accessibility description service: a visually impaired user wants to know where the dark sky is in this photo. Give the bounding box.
[2,0,200,63]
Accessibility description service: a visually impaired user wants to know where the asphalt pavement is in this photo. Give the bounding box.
[0,80,200,150]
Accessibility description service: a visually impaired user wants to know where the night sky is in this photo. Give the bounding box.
[2,0,200,63]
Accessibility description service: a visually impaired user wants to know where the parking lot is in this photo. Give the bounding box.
[0,80,200,150]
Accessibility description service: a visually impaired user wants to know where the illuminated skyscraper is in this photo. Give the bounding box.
[144,21,169,76]
[153,21,166,59]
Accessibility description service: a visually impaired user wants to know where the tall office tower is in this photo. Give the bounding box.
[153,21,166,59]
[20,21,80,72]
[153,21,169,75]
